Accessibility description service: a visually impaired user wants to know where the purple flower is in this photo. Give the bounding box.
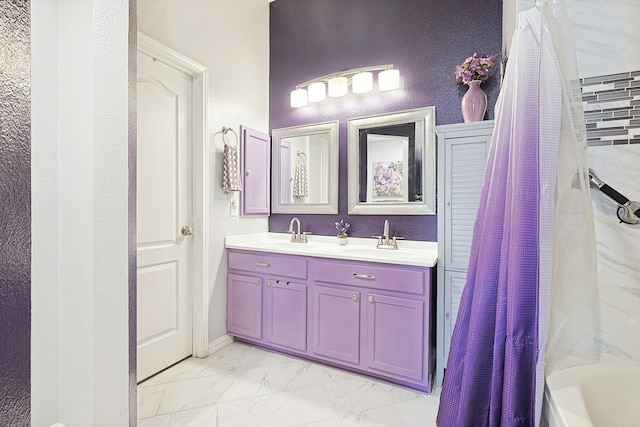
[454,52,497,85]
[374,166,393,187]
[335,219,350,237]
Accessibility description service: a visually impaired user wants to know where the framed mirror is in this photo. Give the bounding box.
[271,121,339,214]
[348,107,436,215]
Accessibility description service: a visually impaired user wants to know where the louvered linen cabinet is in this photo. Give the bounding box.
[435,121,494,386]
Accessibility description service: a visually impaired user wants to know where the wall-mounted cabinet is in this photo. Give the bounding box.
[240,126,270,216]
[435,121,493,387]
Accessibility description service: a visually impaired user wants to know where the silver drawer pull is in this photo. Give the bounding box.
[353,273,375,280]
[352,293,359,302]
[368,295,375,303]
[255,262,271,267]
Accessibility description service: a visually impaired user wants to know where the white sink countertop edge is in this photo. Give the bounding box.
[225,232,438,267]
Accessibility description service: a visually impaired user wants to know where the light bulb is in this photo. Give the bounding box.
[378,69,400,91]
[308,82,326,102]
[352,71,373,94]
[290,88,307,108]
[328,76,348,97]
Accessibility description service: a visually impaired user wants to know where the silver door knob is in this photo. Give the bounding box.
[181,226,193,236]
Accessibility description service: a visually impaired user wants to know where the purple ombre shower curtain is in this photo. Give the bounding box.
[436,4,563,426]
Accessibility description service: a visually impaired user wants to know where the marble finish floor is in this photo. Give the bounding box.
[137,342,441,426]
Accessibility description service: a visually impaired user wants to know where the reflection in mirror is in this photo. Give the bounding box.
[271,121,339,214]
[348,107,435,215]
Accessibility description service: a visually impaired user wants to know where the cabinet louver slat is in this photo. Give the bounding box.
[447,138,488,270]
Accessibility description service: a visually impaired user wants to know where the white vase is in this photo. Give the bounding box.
[338,236,348,245]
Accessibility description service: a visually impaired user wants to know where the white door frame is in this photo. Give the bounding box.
[137,32,210,358]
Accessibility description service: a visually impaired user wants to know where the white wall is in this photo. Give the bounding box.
[31,0,60,423]
[31,0,131,425]
[588,145,640,361]
[137,0,270,342]
[503,0,640,362]
[504,0,640,77]
[565,0,640,361]
[565,0,640,77]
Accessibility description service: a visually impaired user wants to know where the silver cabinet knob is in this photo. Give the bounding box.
[352,293,359,302]
[368,295,375,303]
[255,279,260,286]
[181,226,193,236]
[266,281,271,288]
[245,170,251,176]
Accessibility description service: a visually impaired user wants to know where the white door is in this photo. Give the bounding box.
[137,51,193,382]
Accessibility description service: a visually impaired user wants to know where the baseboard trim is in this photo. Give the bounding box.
[208,334,234,355]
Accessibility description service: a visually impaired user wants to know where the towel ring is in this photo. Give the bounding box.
[297,151,307,162]
[222,126,238,147]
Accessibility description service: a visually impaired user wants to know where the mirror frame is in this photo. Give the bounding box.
[347,107,436,215]
[271,120,339,214]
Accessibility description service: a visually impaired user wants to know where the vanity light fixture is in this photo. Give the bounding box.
[290,64,400,108]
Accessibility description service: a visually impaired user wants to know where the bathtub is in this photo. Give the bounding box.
[542,352,640,427]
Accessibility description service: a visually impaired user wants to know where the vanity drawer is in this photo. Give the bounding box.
[311,259,425,295]
[228,250,308,280]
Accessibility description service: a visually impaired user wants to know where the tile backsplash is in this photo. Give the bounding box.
[582,70,640,146]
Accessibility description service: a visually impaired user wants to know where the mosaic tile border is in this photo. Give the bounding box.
[582,70,640,146]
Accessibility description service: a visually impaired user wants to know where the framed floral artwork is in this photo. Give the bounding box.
[372,161,404,199]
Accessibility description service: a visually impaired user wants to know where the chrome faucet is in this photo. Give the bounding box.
[288,217,310,243]
[383,219,390,245]
[373,219,403,250]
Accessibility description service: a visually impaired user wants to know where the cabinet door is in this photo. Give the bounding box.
[265,280,307,352]
[227,273,262,340]
[444,134,489,271]
[365,293,425,382]
[444,270,467,366]
[241,126,270,216]
[310,285,361,365]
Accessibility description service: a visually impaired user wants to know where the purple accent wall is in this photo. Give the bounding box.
[269,0,502,241]
[0,0,31,423]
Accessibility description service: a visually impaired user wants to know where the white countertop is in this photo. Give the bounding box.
[225,232,438,267]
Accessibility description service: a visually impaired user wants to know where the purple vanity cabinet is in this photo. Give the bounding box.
[226,249,435,392]
[227,250,309,353]
[227,273,263,340]
[265,279,307,352]
[310,258,434,391]
[364,293,425,383]
[310,285,361,365]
